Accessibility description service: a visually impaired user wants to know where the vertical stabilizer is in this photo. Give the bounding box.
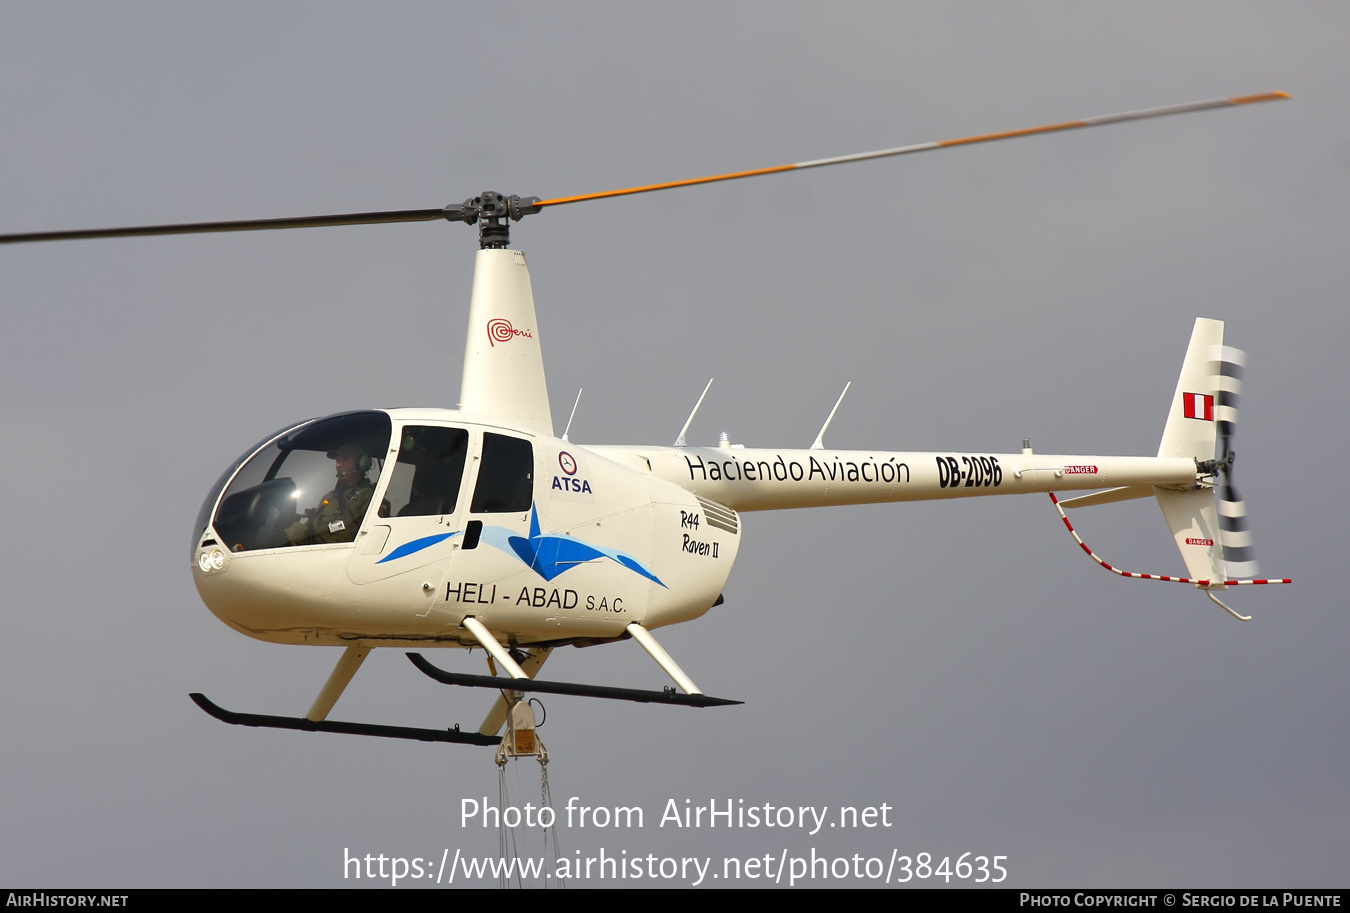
[1155,318,1225,582]
[459,249,553,434]
[1157,318,1223,461]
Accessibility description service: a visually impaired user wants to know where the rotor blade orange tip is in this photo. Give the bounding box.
[1229,91,1291,104]
[537,164,799,207]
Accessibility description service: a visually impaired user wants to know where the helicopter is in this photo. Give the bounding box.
[0,92,1291,750]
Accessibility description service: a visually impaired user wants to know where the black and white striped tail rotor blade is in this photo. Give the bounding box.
[1211,345,1258,578]
[1214,343,1244,457]
[1219,480,1258,578]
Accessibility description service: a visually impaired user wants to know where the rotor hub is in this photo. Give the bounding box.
[447,192,543,249]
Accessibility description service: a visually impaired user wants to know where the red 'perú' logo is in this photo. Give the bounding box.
[487,318,533,347]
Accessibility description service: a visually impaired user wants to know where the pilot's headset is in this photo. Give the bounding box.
[329,444,373,474]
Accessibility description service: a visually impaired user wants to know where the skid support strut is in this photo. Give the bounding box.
[626,623,702,694]
[306,645,369,721]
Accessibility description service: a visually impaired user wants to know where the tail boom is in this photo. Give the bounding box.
[592,445,1199,512]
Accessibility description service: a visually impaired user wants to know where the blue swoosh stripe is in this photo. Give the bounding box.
[376,531,460,564]
[373,504,666,587]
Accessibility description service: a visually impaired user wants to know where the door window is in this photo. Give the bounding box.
[469,433,534,513]
[384,426,470,517]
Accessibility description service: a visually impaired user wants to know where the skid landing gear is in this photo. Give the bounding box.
[191,623,738,752]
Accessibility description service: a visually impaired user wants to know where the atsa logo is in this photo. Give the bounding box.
[553,451,592,493]
[1063,465,1099,474]
[486,318,534,347]
[1185,537,1215,546]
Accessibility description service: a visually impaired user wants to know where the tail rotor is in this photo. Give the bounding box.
[1053,320,1289,622]
[1210,346,1259,578]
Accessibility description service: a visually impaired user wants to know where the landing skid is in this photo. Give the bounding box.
[406,653,742,708]
[189,692,501,746]
[189,630,739,751]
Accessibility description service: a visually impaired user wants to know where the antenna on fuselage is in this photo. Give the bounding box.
[561,388,583,443]
[674,379,714,447]
[810,382,852,450]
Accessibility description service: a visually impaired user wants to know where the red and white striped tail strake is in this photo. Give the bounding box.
[1048,492,1290,621]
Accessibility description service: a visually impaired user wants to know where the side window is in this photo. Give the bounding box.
[470,433,534,513]
[386,426,469,517]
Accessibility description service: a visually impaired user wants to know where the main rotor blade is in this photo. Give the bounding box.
[536,92,1290,209]
[0,92,1288,244]
[0,207,452,244]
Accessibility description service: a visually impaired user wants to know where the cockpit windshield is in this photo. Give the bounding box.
[191,418,312,558]
[210,411,392,552]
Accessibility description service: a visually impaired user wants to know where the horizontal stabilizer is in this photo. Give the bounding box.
[1058,485,1154,509]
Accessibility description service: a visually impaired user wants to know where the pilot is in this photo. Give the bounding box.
[286,443,377,545]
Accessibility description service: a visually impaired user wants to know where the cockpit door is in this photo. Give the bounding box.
[346,425,471,584]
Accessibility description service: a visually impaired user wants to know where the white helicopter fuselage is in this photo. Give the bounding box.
[191,249,1212,654]
[192,416,1196,649]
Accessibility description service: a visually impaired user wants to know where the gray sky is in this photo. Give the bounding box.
[1,2,1345,889]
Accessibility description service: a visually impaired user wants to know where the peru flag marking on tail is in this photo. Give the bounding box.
[1183,392,1214,421]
